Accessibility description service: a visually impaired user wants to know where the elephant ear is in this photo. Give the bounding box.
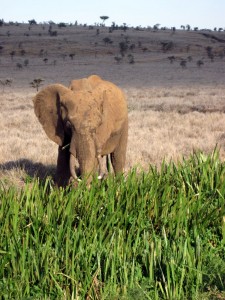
[33,84,70,146]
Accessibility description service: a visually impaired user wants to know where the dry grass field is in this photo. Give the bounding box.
[1,22,225,185]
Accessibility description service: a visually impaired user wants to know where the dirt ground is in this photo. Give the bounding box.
[1,23,225,184]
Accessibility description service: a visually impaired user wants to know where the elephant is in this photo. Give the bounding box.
[33,75,128,187]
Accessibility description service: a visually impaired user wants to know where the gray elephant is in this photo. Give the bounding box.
[33,75,128,187]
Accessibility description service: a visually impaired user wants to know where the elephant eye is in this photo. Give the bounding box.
[63,119,73,136]
[65,120,72,129]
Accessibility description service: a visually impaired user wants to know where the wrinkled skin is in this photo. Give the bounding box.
[33,75,128,187]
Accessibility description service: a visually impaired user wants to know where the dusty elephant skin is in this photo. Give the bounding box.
[33,75,128,187]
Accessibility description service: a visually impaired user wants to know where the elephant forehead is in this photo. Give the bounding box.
[72,96,99,112]
[69,105,100,121]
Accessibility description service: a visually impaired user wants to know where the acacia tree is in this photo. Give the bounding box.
[186,24,191,31]
[30,78,44,91]
[28,19,37,25]
[10,51,15,61]
[100,16,109,25]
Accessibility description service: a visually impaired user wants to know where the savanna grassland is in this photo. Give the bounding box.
[0,22,225,299]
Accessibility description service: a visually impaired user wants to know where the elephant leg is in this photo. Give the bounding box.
[110,120,128,175]
[55,146,71,187]
[97,155,111,179]
[106,154,111,173]
[97,155,110,179]
[110,151,126,174]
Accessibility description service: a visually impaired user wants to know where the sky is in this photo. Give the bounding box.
[1,0,225,30]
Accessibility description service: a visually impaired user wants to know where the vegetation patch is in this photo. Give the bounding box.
[0,151,225,299]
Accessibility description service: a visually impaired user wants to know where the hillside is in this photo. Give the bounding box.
[1,23,225,88]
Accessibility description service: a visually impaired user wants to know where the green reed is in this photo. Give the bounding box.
[0,150,225,299]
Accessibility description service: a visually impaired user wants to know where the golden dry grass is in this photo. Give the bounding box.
[1,23,225,185]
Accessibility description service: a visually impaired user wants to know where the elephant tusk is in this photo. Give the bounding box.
[62,143,70,150]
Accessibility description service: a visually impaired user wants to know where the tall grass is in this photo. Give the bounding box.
[0,150,225,299]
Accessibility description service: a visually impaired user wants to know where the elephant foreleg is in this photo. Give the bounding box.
[56,146,71,187]
[97,154,106,179]
[97,154,111,179]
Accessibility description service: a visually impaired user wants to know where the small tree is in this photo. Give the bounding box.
[39,49,44,57]
[28,19,37,25]
[122,23,128,32]
[129,44,135,51]
[16,63,23,69]
[100,16,109,25]
[69,53,75,60]
[197,60,204,68]
[206,46,214,62]
[103,37,112,46]
[161,41,174,52]
[24,59,29,67]
[0,79,12,92]
[119,41,128,57]
[10,51,15,60]
[180,60,187,69]
[30,78,44,91]
[168,56,175,64]
[186,24,191,31]
[127,54,135,64]
[114,56,122,64]
[49,30,58,36]
[58,22,67,28]
[153,24,160,30]
[20,49,26,56]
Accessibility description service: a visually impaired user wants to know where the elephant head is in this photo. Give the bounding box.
[33,77,128,187]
